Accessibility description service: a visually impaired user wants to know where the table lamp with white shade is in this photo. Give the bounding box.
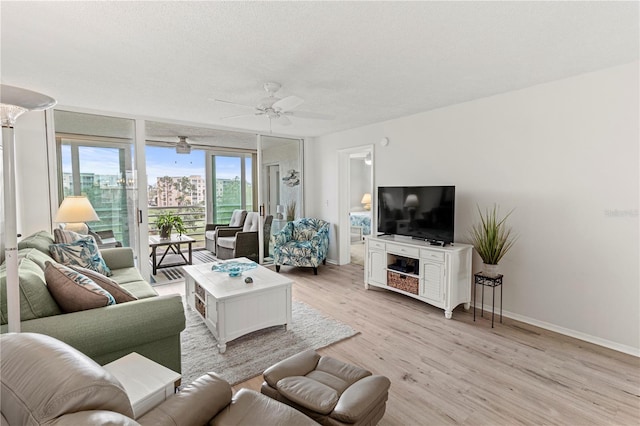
[404,194,420,223]
[361,193,372,211]
[54,196,100,234]
[1,84,57,333]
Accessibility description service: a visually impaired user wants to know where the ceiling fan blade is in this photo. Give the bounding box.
[213,99,256,109]
[220,113,258,120]
[273,95,304,112]
[287,110,335,120]
[276,115,292,126]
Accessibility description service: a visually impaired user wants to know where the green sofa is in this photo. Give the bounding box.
[0,231,186,373]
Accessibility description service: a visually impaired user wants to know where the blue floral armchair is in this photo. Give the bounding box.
[273,218,330,275]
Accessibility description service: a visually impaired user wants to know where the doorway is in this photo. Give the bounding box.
[338,145,374,266]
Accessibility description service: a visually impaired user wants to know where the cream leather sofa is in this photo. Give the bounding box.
[0,333,316,426]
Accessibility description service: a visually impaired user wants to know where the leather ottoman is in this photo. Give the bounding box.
[261,349,391,426]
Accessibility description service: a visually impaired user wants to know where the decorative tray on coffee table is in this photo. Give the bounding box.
[211,260,258,277]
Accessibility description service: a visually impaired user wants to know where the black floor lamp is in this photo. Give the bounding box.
[1,84,56,333]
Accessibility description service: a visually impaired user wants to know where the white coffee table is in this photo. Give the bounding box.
[103,352,181,419]
[183,257,293,353]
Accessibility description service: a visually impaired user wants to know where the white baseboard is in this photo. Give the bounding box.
[473,302,640,357]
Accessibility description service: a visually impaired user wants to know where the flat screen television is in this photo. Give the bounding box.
[377,185,455,244]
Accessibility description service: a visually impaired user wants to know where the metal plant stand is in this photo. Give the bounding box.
[473,273,503,328]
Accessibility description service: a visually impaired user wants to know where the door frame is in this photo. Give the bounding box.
[338,144,374,266]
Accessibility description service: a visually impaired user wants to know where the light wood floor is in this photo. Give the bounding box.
[225,262,640,425]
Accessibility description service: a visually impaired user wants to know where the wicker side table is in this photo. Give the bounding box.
[473,273,503,328]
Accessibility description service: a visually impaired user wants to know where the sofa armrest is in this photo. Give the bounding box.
[137,373,232,426]
[49,411,139,426]
[331,375,391,423]
[263,349,321,388]
[18,295,185,360]
[101,247,135,269]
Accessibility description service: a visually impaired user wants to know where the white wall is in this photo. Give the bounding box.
[307,62,639,354]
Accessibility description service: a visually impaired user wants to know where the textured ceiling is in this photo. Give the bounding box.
[1,1,638,139]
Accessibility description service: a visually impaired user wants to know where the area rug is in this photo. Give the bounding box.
[180,300,359,386]
[150,249,217,285]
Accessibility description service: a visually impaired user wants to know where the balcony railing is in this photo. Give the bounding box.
[148,206,207,249]
[92,205,243,251]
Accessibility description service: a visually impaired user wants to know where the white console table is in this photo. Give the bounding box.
[364,235,472,318]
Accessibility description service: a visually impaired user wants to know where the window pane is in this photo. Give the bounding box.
[146,146,206,248]
[213,156,242,224]
[58,142,131,246]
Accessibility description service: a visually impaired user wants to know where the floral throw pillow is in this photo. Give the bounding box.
[49,236,112,276]
[44,262,115,312]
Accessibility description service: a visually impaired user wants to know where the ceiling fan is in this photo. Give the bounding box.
[174,136,191,154]
[214,82,334,130]
[146,135,194,154]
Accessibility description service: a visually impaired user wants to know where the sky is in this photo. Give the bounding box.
[61,145,250,185]
[145,146,205,182]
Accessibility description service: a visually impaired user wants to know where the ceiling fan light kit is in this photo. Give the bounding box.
[175,136,192,154]
[215,81,334,131]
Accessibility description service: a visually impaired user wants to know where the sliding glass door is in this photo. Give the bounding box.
[54,111,138,255]
[259,136,303,260]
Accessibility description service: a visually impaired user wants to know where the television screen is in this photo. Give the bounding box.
[377,186,455,243]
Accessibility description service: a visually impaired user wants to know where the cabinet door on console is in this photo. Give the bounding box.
[368,249,387,286]
[421,261,445,304]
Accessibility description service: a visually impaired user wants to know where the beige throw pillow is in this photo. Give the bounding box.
[53,228,85,244]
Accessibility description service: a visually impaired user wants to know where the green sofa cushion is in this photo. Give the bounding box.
[18,247,54,271]
[17,231,55,256]
[109,267,149,285]
[0,258,62,325]
[120,279,159,299]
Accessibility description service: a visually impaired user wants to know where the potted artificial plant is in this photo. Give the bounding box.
[470,204,517,277]
[155,213,187,239]
[286,201,297,222]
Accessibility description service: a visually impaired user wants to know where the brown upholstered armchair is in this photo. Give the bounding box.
[0,333,316,426]
[216,213,273,262]
[204,209,247,254]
